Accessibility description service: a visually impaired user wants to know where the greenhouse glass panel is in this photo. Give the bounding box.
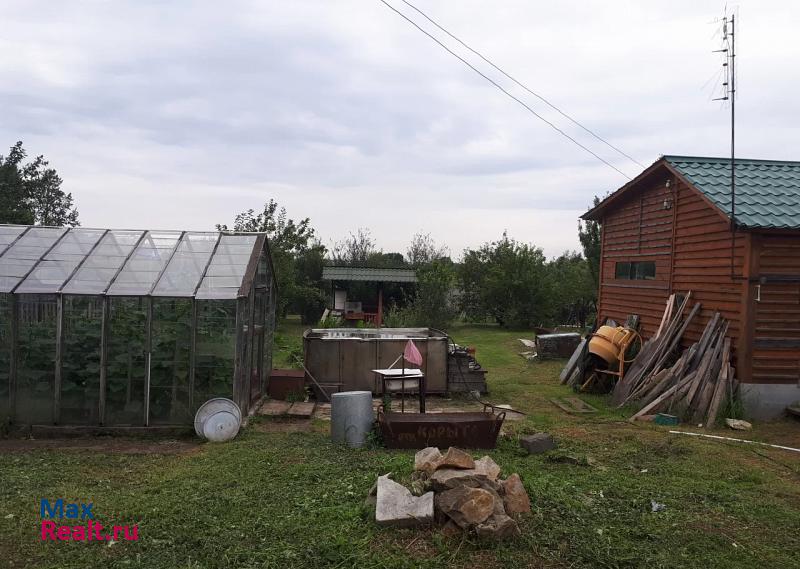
[195,235,257,299]
[105,297,147,426]
[252,288,266,401]
[240,294,253,414]
[194,300,236,408]
[265,284,276,377]
[59,296,103,424]
[0,227,66,293]
[18,229,106,293]
[0,226,27,255]
[149,298,192,424]
[16,294,58,424]
[63,230,143,294]
[107,231,182,296]
[0,294,11,420]
[15,262,75,293]
[152,232,219,297]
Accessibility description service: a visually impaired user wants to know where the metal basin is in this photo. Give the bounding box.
[377,405,505,449]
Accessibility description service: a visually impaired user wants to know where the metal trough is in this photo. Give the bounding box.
[377,404,505,449]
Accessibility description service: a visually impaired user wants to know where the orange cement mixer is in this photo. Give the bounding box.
[589,326,637,365]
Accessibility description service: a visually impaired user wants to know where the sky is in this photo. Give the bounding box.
[2,0,798,259]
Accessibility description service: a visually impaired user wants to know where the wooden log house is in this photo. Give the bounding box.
[582,156,800,418]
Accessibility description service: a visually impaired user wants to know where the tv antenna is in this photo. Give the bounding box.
[713,9,737,277]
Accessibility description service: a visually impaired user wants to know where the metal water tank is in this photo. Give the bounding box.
[330,390,374,448]
[194,398,242,442]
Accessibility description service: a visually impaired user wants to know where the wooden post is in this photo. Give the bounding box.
[739,232,759,383]
[376,283,383,328]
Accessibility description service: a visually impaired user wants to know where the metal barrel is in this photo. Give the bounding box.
[330,390,374,448]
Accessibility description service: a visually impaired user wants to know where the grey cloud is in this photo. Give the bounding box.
[1,1,797,257]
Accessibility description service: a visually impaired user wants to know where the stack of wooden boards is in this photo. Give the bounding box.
[611,292,736,427]
[559,338,589,389]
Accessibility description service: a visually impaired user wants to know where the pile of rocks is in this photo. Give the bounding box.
[369,447,531,540]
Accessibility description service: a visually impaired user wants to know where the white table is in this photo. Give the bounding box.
[372,368,426,413]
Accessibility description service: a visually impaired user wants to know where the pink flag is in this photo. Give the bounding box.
[403,339,423,367]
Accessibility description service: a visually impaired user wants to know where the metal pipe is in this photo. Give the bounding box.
[98,296,109,425]
[144,297,152,426]
[669,429,800,454]
[189,299,197,411]
[729,13,737,279]
[53,294,64,424]
[9,295,18,422]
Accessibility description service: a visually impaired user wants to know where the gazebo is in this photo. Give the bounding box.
[321,266,417,327]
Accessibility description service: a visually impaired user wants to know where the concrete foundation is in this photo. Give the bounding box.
[740,383,800,420]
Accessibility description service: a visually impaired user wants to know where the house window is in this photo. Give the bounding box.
[615,261,655,280]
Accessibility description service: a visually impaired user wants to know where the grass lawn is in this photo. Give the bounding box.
[1,321,799,569]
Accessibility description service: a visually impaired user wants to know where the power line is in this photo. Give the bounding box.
[378,0,631,179]
[400,0,645,169]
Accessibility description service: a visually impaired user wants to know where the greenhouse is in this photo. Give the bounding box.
[0,225,277,430]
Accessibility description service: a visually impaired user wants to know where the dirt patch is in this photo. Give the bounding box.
[745,419,800,449]
[0,437,200,455]
[254,418,312,433]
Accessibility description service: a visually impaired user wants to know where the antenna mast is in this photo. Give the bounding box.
[713,10,736,277]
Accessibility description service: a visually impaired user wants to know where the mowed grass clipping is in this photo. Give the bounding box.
[1,322,799,569]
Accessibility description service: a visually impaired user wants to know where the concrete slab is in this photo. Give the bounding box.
[312,403,331,420]
[375,475,434,527]
[259,400,291,416]
[287,402,316,418]
[741,383,800,420]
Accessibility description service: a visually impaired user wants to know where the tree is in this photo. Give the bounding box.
[0,141,79,226]
[385,257,457,330]
[330,228,376,266]
[546,251,596,328]
[459,232,551,328]
[218,200,326,323]
[408,259,457,329]
[578,195,602,289]
[218,199,315,256]
[406,232,449,267]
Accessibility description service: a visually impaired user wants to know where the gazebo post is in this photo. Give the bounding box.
[376,282,383,328]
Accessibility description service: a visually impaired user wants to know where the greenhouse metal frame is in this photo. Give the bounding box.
[0,225,277,429]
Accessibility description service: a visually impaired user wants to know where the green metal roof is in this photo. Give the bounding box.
[322,266,417,283]
[665,156,800,229]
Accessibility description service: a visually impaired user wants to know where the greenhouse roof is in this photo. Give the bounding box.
[0,225,267,299]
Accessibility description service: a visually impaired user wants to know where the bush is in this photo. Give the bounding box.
[459,233,550,328]
[384,260,457,330]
